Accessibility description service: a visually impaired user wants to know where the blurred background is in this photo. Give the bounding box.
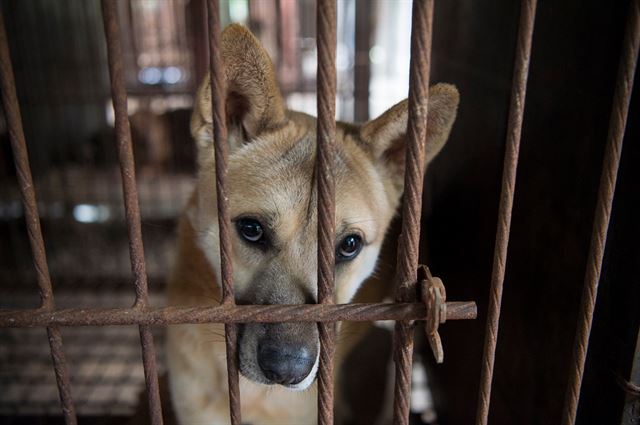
[1,0,639,425]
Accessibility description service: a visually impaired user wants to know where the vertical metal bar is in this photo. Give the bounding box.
[205,1,241,424]
[101,0,149,306]
[621,325,640,425]
[0,10,77,425]
[354,0,371,122]
[101,2,163,424]
[139,323,162,420]
[475,1,537,424]
[46,327,77,424]
[392,1,434,424]
[562,1,640,423]
[0,15,52,311]
[316,0,337,424]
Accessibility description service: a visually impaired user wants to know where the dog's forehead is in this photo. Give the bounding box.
[227,129,388,242]
[228,133,315,214]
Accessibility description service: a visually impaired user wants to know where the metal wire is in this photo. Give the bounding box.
[45,327,76,424]
[101,1,163,423]
[392,1,434,423]
[316,0,337,423]
[561,1,640,423]
[205,1,241,423]
[0,301,478,328]
[621,326,640,424]
[0,10,77,425]
[101,0,149,307]
[475,1,537,424]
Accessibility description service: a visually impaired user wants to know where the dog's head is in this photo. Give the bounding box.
[188,24,459,390]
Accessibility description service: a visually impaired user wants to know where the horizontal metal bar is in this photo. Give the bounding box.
[0,301,477,328]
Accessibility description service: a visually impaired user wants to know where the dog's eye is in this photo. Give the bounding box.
[336,234,363,261]
[237,218,265,243]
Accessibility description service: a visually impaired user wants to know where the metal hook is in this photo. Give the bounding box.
[419,265,447,363]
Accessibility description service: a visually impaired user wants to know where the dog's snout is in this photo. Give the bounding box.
[257,341,315,385]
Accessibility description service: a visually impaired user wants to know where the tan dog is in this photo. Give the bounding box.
[166,24,459,425]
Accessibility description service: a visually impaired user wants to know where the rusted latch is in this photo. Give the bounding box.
[418,265,447,364]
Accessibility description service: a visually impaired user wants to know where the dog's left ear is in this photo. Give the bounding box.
[191,24,287,150]
[359,83,459,196]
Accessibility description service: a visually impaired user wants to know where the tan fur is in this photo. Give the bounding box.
[167,24,459,424]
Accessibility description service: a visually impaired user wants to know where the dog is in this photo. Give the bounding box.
[166,24,459,425]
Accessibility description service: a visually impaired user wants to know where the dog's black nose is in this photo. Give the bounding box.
[257,342,315,385]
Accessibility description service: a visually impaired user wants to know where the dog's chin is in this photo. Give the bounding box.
[238,368,318,391]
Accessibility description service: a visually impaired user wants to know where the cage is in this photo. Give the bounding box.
[0,0,639,425]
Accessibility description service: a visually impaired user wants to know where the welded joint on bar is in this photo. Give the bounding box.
[418,265,453,364]
[133,291,149,310]
[133,299,149,310]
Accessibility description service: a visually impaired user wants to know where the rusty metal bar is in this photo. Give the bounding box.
[0,301,477,327]
[0,10,77,425]
[205,1,241,423]
[354,0,372,122]
[102,0,149,308]
[0,20,52,311]
[101,1,163,423]
[562,1,640,423]
[45,327,77,423]
[474,1,537,424]
[621,325,640,425]
[139,324,162,421]
[316,0,337,423]
[392,0,434,423]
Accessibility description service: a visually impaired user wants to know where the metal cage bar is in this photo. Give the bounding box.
[100,1,163,423]
[0,301,477,328]
[621,326,640,425]
[392,1,434,424]
[205,0,241,423]
[0,0,637,422]
[561,1,640,423]
[0,10,78,425]
[316,0,338,423]
[475,0,537,424]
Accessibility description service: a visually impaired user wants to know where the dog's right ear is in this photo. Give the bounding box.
[191,24,287,150]
[359,83,459,199]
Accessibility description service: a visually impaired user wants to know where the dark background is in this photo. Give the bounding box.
[422,1,640,424]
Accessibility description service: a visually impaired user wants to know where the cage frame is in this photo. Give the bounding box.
[1,0,639,424]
